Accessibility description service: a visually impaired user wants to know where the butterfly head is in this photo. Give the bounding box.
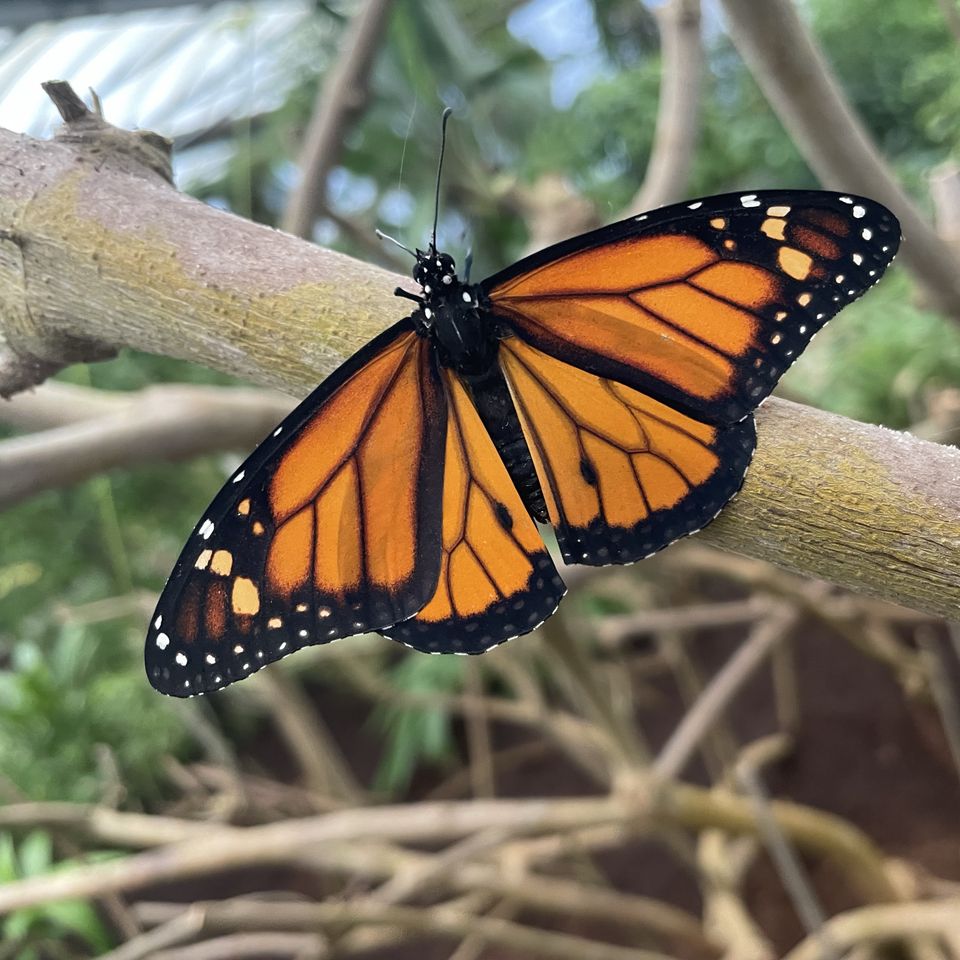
[413,247,458,296]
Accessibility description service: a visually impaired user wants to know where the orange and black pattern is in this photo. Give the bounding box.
[383,371,564,654]
[146,321,446,695]
[148,189,899,696]
[500,337,754,565]
[485,192,900,424]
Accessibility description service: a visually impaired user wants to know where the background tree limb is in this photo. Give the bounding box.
[280,0,396,239]
[719,0,960,319]
[627,0,702,215]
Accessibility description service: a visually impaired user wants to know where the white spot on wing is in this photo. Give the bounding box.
[687,201,703,209]
[156,632,170,650]
[199,519,215,540]
[154,615,162,629]
[853,205,866,219]
[175,651,187,666]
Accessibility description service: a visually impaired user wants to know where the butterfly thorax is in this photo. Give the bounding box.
[410,247,496,376]
[404,245,548,523]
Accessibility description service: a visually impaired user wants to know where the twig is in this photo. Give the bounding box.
[152,933,328,960]
[593,597,774,649]
[425,740,552,800]
[735,764,840,960]
[653,606,798,781]
[698,830,775,960]
[915,626,960,787]
[334,655,616,784]
[281,0,396,238]
[138,898,679,960]
[936,0,960,46]
[628,0,702,214]
[538,614,650,773]
[782,898,960,960]
[718,0,960,318]
[656,626,737,782]
[369,827,511,906]
[464,661,496,798]
[446,898,520,960]
[100,907,206,960]
[244,670,365,804]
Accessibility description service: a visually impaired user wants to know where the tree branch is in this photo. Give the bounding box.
[0,384,293,508]
[280,0,396,239]
[718,0,960,319]
[627,0,702,215]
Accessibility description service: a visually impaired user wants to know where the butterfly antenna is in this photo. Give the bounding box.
[431,107,453,252]
[375,229,417,259]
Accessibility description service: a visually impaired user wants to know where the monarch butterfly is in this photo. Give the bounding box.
[146,116,900,696]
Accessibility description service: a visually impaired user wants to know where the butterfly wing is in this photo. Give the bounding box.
[381,368,565,654]
[146,320,446,696]
[499,336,755,565]
[485,191,900,425]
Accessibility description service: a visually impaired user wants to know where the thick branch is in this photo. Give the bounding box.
[0,123,956,617]
[627,0,702,215]
[280,0,396,238]
[718,0,960,318]
[0,126,403,398]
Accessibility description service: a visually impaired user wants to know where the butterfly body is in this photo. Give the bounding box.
[147,189,900,697]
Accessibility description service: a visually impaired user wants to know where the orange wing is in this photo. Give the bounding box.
[499,336,755,565]
[484,192,900,424]
[383,369,565,654]
[147,321,446,696]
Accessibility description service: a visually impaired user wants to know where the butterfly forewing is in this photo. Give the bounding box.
[146,321,446,696]
[382,369,565,653]
[484,191,900,425]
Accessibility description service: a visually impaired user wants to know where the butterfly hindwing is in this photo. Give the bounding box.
[484,191,900,425]
[500,336,756,565]
[146,320,446,696]
[382,369,566,654]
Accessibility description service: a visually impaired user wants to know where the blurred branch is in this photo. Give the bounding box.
[150,932,327,960]
[0,776,902,917]
[280,0,396,239]
[136,898,676,960]
[718,0,960,319]
[652,605,798,781]
[0,383,293,508]
[244,670,366,803]
[783,898,960,960]
[935,0,960,46]
[698,830,775,960]
[627,0,702,215]
[100,906,206,960]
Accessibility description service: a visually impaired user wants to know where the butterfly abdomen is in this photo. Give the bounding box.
[463,363,549,524]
